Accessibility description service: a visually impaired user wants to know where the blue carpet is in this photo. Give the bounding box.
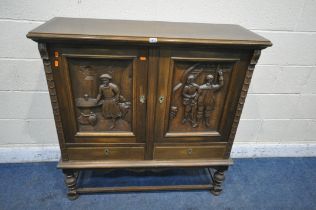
[0,158,315,210]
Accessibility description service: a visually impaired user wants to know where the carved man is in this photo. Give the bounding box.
[197,70,224,127]
[96,74,122,129]
[182,74,200,128]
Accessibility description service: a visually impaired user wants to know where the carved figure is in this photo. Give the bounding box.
[197,70,224,127]
[182,74,200,128]
[169,63,202,123]
[96,74,128,129]
[170,63,226,128]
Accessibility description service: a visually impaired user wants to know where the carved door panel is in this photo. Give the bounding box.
[154,47,251,142]
[54,46,148,144]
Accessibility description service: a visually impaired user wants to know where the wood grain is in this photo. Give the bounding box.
[153,145,226,160]
[27,18,272,48]
[57,158,233,169]
[67,147,145,160]
[28,18,271,198]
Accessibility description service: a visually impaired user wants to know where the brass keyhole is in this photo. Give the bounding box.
[187,148,193,155]
[159,96,165,104]
[104,148,110,157]
[140,95,146,104]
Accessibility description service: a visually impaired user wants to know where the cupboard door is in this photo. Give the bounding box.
[154,47,251,142]
[53,45,148,144]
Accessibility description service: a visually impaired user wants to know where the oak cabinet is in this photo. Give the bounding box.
[27,17,271,199]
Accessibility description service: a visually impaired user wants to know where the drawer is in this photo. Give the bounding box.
[153,145,226,160]
[67,147,145,160]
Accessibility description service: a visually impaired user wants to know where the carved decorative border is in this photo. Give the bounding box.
[224,50,261,158]
[38,43,68,160]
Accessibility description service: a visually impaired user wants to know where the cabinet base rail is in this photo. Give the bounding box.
[63,167,227,200]
[77,184,213,193]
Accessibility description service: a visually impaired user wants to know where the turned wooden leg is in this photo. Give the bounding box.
[63,169,79,200]
[210,168,226,196]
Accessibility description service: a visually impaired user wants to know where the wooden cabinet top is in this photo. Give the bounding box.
[27,17,271,48]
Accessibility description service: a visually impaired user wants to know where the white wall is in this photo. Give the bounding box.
[0,0,315,161]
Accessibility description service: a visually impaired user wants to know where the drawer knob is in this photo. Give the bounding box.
[187,148,193,155]
[104,148,110,157]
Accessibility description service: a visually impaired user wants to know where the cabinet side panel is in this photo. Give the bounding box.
[224,50,261,158]
[38,42,68,160]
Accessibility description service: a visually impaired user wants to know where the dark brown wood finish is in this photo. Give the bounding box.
[28,17,271,199]
[27,17,272,47]
[51,45,148,145]
[38,43,69,161]
[57,158,234,169]
[67,146,145,160]
[154,46,251,143]
[153,145,226,160]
